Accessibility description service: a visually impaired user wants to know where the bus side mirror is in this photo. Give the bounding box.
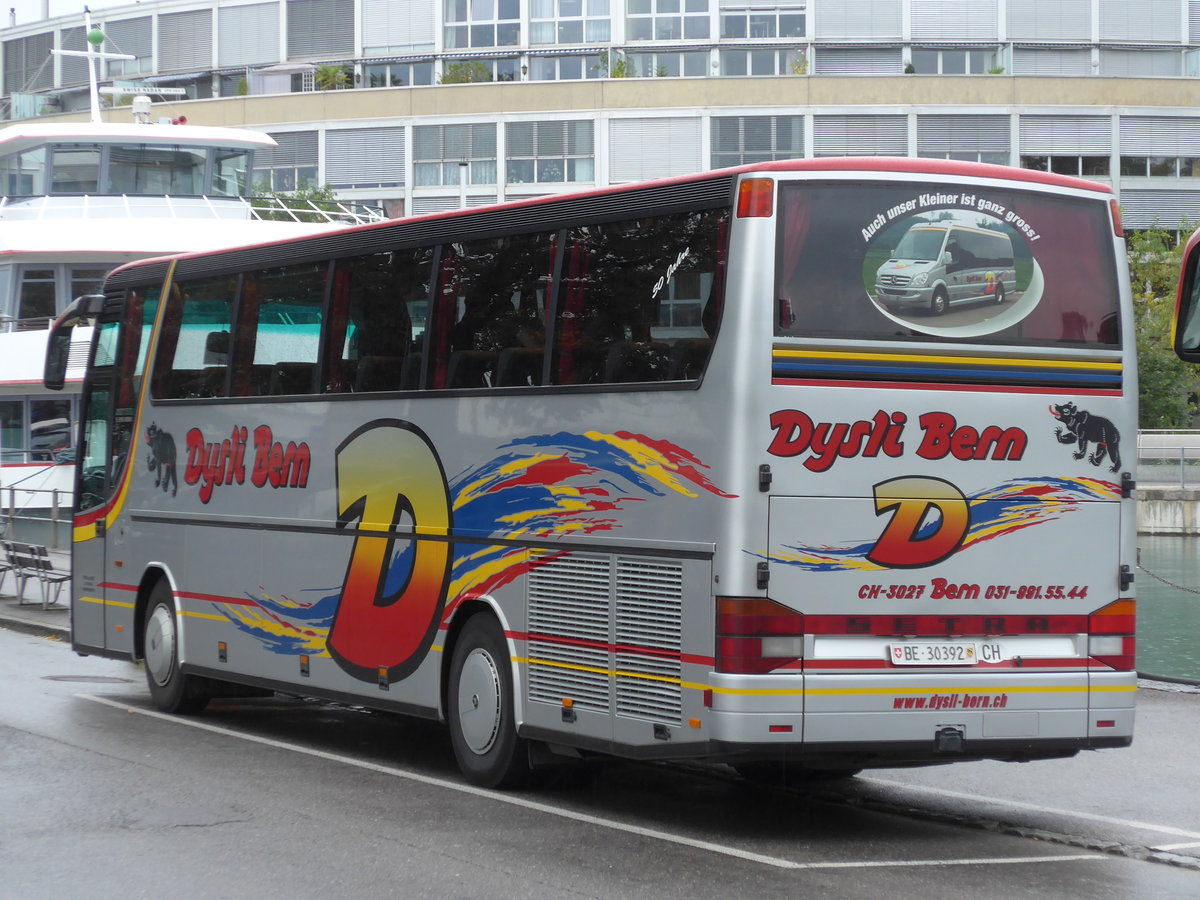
[44,293,105,391]
[1174,236,1200,364]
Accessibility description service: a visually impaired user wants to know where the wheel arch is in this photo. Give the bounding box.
[133,564,176,662]
[439,597,520,723]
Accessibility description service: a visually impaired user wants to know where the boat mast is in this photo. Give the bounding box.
[51,8,136,124]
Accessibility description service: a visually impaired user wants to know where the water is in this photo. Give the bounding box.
[1137,535,1200,681]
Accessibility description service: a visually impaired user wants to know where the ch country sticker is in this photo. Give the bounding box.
[867,476,969,568]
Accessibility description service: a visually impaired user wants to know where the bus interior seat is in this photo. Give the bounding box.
[446,350,497,388]
[202,366,228,397]
[495,347,544,386]
[604,341,669,383]
[355,355,406,392]
[249,364,276,396]
[269,361,315,395]
[667,338,712,380]
[165,369,204,399]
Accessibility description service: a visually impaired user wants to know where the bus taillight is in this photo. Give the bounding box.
[1087,599,1135,671]
[716,597,805,674]
[736,178,774,218]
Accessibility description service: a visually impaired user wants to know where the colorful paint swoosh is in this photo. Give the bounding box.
[216,430,734,654]
[763,476,1119,573]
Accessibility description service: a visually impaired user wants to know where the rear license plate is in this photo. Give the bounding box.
[890,642,978,666]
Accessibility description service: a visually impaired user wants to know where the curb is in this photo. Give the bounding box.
[0,613,70,641]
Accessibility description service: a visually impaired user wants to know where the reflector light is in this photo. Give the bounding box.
[768,725,793,733]
[1096,720,1116,728]
[716,597,805,674]
[1087,599,1136,670]
[737,178,774,218]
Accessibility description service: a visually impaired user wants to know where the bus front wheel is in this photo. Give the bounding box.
[143,580,210,715]
[448,613,531,789]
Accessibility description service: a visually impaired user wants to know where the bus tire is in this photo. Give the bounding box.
[994,283,1006,304]
[930,288,949,316]
[448,613,531,789]
[143,580,210,715]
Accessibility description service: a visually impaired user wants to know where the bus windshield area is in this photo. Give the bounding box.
[891,227,945,261]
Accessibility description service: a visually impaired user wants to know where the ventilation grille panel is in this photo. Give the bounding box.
[616,557,683,724]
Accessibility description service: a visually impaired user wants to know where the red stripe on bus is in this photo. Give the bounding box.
[175,590,258,606]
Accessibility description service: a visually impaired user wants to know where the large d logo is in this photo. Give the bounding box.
[867,476,969,569]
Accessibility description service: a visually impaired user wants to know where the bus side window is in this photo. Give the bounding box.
[551,208,726,385]
[325,246,433,393]
[231,262,327,397]
[151,276,237,400]
[430,231,554,391]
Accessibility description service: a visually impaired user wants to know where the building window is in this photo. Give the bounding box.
[712,115,803,168]
[444,0,521,49]
[1120,156,1200,177]
[530,0,611,44]
[1021,155,1111,177]
[910,48,999,74]
[720,7,805,39]
[626,51,709,76]
[365,61,435,87]
[720,47,804,75]
[506,120,595,185]
[626,0,710,42]
[442,57,521,82]
[920,149,1009,165]
[414,124,497,186]
[528,53,607,79]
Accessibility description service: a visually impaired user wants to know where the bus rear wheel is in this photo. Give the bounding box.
[448,613,531,789]
[993,283,1006,304]
[930,288,949,316]
[143,580,210,714]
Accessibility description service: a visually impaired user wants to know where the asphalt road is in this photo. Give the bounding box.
[2,624,1198,899]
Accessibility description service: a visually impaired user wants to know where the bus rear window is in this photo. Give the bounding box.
[775,181,1120,347]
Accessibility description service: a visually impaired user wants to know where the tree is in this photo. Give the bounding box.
[314,65,351,90]
[1126,221,1200,428]
[252,180,343,223]
[441,61,493,84]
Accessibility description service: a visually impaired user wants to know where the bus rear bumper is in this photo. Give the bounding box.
[706,670,1135,754]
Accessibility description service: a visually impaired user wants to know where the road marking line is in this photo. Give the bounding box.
[862,777,1200,841]
[79,693,1106,872]
[1156,841,1200,851]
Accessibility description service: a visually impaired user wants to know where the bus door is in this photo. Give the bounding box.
[72,351,117,651]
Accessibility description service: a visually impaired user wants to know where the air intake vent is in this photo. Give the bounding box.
[528,552,611,713]
[616,557,683,725]
[526,551,685,725]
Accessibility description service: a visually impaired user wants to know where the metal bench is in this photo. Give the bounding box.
[4,540,69,609]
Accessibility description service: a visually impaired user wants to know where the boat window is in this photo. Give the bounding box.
[0,146,46,196]
[17,268,56,327]
[51,145,100,193]
[107,145,207,196]
[213,149,251,197]
[70,268,107,304]
[0,399,23,463]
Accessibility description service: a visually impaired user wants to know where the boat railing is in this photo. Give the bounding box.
[0,193,385,226]
[1,486,69,551]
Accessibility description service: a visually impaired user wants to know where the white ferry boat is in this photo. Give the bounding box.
[0,72,380,534]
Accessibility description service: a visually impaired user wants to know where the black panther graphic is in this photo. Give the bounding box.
[145,422,178,496]
[1050,402,1121,472]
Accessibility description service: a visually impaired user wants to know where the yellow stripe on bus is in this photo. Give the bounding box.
[517,657,1135,697]
[774,348,1122,371]
[76,595,135,610]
